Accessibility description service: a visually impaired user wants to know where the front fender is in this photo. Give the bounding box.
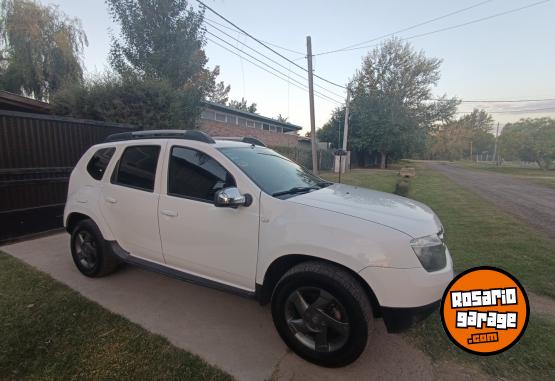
[256,193,421,285]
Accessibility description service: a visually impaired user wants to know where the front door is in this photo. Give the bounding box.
[100,144,165,263]
[158,145,259,290]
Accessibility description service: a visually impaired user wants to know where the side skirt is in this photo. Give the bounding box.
[108,241,257,300]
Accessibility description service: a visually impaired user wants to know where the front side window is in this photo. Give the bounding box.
[168,146,235,202]
[87,147,115,180]
[219,146,330,198]
[112,145,160,192]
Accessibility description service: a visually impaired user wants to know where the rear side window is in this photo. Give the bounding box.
[112,145,160,192]
[168,146,235,202]
[86,147,115,180]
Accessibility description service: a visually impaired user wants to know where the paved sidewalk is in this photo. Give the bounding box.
[2,234,485,381]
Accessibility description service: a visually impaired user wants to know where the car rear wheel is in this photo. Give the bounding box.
[271,261,373,367]
[71,219,119,277]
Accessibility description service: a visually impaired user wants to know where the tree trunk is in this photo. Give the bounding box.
[380,151,386,169]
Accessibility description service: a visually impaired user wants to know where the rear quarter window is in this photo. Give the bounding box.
[86,147,116,180]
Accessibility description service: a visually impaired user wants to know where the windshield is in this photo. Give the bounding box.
[219,146,331,198]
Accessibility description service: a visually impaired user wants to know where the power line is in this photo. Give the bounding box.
[457,107,555,114]
[206,37,342,105]
[204,20,345,99]
[204,17,305,56]
[434,97,555,103]
[313,0,551,56]
[205,32,343,103]
[195,0,347,89]
[314,0,493,56]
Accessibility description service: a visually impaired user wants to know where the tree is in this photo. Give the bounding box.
[429,109,494,160]
[500,118,555,169]
[338,38,458,168]
[276,114,288,123]
[106,0,224,100]
[228,97,257,113]
[206,66,230,104]
[0,0,87,101]
[317,107,345,148]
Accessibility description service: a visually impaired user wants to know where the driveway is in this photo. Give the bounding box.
[426,162,555,241]
[1,234,489,381]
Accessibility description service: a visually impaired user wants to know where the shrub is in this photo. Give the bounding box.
[51,74,202,129]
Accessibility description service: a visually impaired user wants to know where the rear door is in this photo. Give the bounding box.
[158,144,260,290]
[100,143,166,263]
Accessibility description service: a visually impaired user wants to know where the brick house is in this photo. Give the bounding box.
[199,101,302,147]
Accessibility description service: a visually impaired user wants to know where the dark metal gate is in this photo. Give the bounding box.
[0,110,138,243]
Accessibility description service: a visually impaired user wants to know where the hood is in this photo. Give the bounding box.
[288,183,442,238]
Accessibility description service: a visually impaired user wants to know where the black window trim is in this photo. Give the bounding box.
[86,147,116,181]
[166,145,237,204]
[110,144,161,193]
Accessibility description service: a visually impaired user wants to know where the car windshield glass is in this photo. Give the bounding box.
[219,146,331,198]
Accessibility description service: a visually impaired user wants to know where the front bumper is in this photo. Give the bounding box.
[358,247,452,332]
[381,300,440,332]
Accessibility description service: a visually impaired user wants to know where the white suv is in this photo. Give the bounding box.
[64,130,453,367]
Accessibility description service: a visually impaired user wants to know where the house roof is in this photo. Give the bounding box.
[202,100,302,132]
[0,91,51,114]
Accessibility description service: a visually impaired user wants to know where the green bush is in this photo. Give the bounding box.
[51,74,202,129]
[394,178,411,196]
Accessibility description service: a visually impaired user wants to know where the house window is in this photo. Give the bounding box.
[215,113,226,122]
[263,123,270,131]
[226,114,237,124]
[255,122,262,129]
[276,127,283,133]
[246,120,255,128]
[238,118,247,127]
[269,125,277,132]
[201,110,215,120]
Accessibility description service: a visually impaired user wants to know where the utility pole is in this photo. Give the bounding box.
[470,140,473,161]
[341,88,351,173]
[493,122,500,165]
[306,36,318,175]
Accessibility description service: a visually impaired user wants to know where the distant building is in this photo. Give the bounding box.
[0,92,304,147]
[199,101,302,147]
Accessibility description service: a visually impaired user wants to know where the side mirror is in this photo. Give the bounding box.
[214,187,252,208]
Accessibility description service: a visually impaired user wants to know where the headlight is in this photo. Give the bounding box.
[410,235,447,272]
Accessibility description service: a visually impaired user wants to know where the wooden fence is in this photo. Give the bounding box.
[0,110,138,243]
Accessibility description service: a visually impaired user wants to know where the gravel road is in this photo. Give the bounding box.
[426,162,555,241]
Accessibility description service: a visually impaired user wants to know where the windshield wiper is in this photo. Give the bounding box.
[272,186,320,197]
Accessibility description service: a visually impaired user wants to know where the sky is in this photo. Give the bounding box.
[40,0,555,134]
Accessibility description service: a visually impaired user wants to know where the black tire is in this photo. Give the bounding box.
[271,261,373,367]
[70,219,120,277]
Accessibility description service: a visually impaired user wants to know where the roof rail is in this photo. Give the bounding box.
[105,130,215,144]
[213,136,267,147]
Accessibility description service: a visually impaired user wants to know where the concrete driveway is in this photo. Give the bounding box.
[1,234,486,381]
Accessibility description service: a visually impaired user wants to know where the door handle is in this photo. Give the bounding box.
[104,196,117,204]
[160,209,178,217]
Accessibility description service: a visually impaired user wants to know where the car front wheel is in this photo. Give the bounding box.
[271,261,373,367]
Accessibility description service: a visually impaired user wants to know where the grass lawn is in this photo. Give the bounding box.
[0,252,232,381]
[321,165,555,380]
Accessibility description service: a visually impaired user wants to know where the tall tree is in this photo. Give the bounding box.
[106,0,217,94]
[500,117,555,169]
[346,38,458,167]
[228,97,257,113]
[0,0,87,101]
